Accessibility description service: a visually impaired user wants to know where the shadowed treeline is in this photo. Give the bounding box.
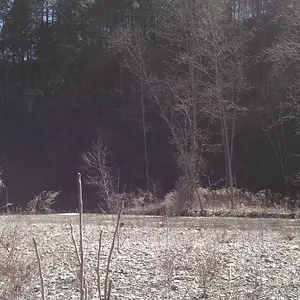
[1,0,300,210]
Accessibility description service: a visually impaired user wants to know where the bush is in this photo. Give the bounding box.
[0,216,36,298]
[26,190,61,214]
[164,187,297,216]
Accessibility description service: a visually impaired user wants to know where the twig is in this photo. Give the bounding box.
[103,203,123,299]
[70,223,81,264]
[78,172,85,300]
[195,185,204,212]
[0,202,12,212]
[107,280,113,300]
[117,166,120,194]
[33,237,46,300]
[97,230,103,300]
[84,280,89,300]
[97,202,108,214]
[5,185,9,214]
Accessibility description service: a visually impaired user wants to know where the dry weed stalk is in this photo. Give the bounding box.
[65,171,124,300]
[84,281,89,300]
[70,173,87,299]
[196,246,223,298]
[71,172,122,300]
[78,172,85,300]
[70,223,81,263]
[0,180,11,213]
[0,216,35,298]
[0,175,4,194]
[33,237,45,300]
[103,204,123,300]
[96,204,123,300]
[97,230,103,300]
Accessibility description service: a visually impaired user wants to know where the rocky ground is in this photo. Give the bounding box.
[0,214,300,300]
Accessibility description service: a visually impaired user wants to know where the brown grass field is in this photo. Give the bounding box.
[0,214,300,299]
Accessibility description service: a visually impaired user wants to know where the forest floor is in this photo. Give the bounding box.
[0,214,300,300]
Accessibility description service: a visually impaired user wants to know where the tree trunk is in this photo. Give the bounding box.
[215,56,235,209]
[140,74,150,190]
[189,0,203,211]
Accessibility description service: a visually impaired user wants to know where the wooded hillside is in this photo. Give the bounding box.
[1,0,300,210]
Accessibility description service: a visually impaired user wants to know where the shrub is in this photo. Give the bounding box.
[26,190,61,214]
[165,186,296,215]
[0,217,36,298]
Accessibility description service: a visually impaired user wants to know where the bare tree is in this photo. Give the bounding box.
[153,0,248,208]
[265,0,300,195]
[82,140,115,211]
[110,0,248,210]
[110,27,150,190]
[158,0,248,208]
[110,27,208,212]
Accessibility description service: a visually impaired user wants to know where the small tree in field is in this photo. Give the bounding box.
[82,140,116,212]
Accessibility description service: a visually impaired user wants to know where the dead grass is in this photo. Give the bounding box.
[0,216,37,299]
[0,214,299,299]
[123,187,300,219]
[195,246,223,298]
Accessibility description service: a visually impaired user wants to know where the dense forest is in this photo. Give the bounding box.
[1,0,300,211]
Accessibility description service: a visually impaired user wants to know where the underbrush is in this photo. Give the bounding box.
[0,174,122,300]
[0,203,299,299]
[121,188,300,219]
[0,216,37,299]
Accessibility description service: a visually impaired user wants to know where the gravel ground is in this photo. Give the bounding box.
[0,214,300,300]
